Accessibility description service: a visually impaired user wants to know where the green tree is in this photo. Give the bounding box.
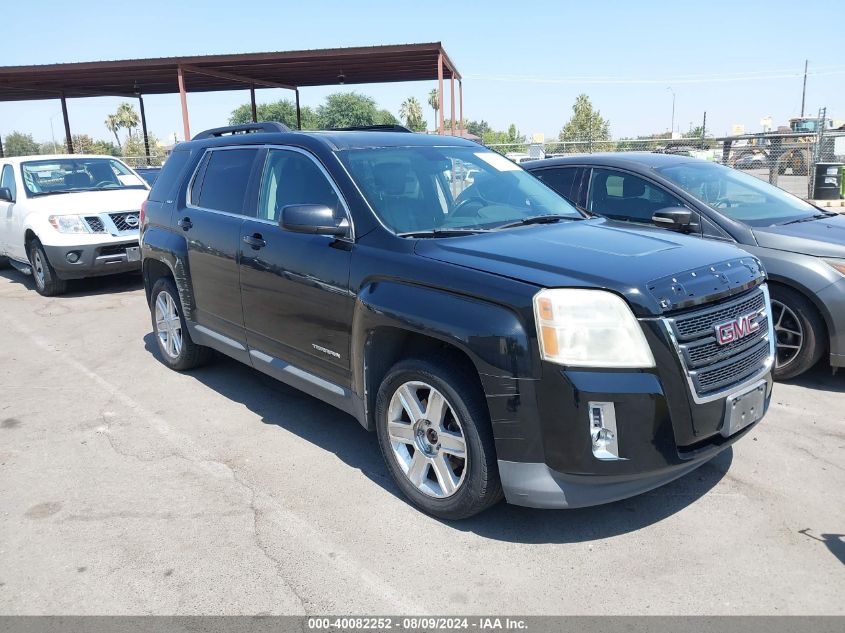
[316,92,380,128]
[374,109,399,126]
[466,120,491,137]
[428,88,439,131]
[684,125,705,138]
[399,97,426,132]
[3,131,39,156]
[558,94,611,144]
[229,99,318,130]
[116,102,140,140]
[122,132,166,166]
[482,124,526,154]
[40,140,65,154]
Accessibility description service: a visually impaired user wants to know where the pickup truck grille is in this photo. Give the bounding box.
[664,286,773,398]
[110,212,140,232]
[84,216,106,233]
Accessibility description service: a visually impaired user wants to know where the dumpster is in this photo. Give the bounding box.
[813,162,843,200]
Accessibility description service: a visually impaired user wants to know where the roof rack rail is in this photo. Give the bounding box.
[330,124,413,133]
[192,121,291,140]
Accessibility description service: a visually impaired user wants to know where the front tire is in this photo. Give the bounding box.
[375,356,502,520]
[770,285,825,380]
[28,239,67,296]
[149,277,212,371]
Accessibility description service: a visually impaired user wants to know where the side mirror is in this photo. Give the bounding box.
[281,204,348,237]
[652,207,696,232]
[0,187,13,203]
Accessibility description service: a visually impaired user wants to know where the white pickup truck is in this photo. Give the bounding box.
[0,154,150,295]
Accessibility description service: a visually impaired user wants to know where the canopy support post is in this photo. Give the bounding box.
[459,80,463,136]
[138,94,150,165]
[177,66,191,141]
[295,89,302,130]
[60,93,73,154]
[437,53,444,135]
[450,75,456,136]
[250,85,257,122]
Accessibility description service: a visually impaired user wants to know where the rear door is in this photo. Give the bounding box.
[181,147,262,348]
[238,147,354,394]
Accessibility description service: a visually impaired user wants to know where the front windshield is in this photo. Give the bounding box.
[339,146,582,234]
[657,161,820,227]
[21,158,147,197]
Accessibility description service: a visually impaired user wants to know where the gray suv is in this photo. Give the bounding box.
[527,153,845,380]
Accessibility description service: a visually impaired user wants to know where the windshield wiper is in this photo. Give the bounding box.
[494,214,581,230]
[28,190,79,197]
[397,228,492,238]
[780,213,834,225]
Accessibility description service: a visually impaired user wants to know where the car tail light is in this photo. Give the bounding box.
[140,200,147,226]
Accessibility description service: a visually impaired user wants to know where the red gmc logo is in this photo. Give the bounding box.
[715,312,761,345]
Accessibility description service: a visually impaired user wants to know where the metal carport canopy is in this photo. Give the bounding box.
[0,42,463,156]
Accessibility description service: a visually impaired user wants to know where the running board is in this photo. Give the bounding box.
[9,260,32,275]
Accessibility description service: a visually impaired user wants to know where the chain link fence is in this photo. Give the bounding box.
[121,155,165,168]
[487,130,845,201]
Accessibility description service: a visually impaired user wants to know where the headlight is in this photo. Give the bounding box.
[533,289,655,368]
[48,215,89,234]
[822,258,845,277]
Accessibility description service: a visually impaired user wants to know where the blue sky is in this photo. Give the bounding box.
[2,0,843,146]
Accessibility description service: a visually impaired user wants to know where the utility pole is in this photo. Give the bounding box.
[701,111,707,149]
[800,59,808,118]
[667,87,675,136]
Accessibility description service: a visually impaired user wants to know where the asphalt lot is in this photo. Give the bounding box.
[0,269,843,615]
[745,168,808,199]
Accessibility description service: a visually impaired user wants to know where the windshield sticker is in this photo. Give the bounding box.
[474,152,520,172]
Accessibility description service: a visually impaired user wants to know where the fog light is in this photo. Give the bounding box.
[588,401,623,460]
[66,251,81,263]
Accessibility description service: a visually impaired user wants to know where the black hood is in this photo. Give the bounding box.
[414,218,764,316]
[753,213,845,258]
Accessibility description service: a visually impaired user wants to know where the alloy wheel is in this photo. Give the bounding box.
[386,381,468,498]
[155,290,183,359]
[771,299,804,369]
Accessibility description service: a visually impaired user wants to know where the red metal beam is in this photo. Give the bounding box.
[450,75,456,136]
[180,63,296,91]
[177,66,191,141]
[437,54,444,135]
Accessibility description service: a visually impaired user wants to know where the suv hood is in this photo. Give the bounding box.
[414,218,764,316]
[752,214,845,258]
[24,189,148,215]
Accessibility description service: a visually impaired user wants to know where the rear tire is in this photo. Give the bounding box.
[149,277,213,371]
[770,285,825,380]
[28,239,67,296]
[375,355,502,520]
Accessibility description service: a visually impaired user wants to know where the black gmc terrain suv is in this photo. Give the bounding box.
[141,122,775,519]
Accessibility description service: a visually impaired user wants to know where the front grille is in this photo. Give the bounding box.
[110,212,140,232]
[99,242,138,257]
[664,287,772,397]
[85,216,106,233]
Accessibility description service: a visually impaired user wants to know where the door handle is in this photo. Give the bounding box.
[177,217,193,231]
[243,233,266,249]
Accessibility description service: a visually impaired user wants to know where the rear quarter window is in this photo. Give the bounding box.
[148,150,192,203]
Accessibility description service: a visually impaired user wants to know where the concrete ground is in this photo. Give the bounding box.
[0,269,843,616]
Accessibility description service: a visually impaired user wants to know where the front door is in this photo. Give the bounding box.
[0,164,19,258]
[182,147,262,346]
[239,147,354,390]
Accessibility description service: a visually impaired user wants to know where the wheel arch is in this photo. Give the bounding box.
[766,277,831,356]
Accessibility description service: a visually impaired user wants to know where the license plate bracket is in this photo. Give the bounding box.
[722,380,767,437]
[126,246,141,262]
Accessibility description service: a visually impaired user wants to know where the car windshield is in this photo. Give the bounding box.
[20,158,147,197]
[339,146,582,235]
[657,160,820,227]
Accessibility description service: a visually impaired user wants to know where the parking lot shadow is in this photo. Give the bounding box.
[143,334,733,544]
[782,363,845,393]
[0,268,142,297]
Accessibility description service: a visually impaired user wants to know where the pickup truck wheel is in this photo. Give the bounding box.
[770,286,825,380]
[150,278,212,371]
[28,240,67,296]
[375,357,502,519]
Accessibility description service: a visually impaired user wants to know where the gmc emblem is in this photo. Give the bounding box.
[715,312,761,345]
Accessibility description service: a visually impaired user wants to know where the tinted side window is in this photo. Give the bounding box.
[588,168,683,224]
[148,150,191,203]
[258,149,342,223]
[534,167,577,203]
[1,165,16,201]
[195,149,259,215]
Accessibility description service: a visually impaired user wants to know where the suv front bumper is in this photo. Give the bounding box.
[43,240,141,280]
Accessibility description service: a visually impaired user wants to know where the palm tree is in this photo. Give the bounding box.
[399,97,425,132]
[105,114,122,149]
[116,102,140,140]
[428,88,439,132]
